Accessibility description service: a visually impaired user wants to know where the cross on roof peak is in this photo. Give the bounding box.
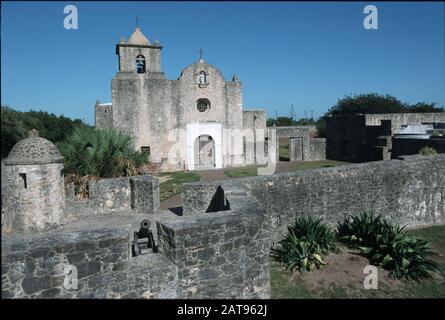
[133,17,140,28]
[198,49,204,61]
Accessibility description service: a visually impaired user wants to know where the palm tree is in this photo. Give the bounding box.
[58,126,148,178]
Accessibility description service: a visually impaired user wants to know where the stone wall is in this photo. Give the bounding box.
[326,113,445,162]
[365,113,445,134]
[2,163,65,232]
[2,184,271,299]
[65,175,159,216]
[183,155,445,242]
[272,126,324,161]
[94,103,113,129]
[391,137,445,159]
[1,214,177,298]
[158,184,270,298]
[308,138,326,160]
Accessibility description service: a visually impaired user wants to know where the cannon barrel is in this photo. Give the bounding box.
[137,219,151,239]
[140,219,150,229]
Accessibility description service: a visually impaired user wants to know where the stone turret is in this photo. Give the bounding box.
[2,129,65,233]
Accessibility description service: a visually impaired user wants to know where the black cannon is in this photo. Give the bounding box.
[132,219,158,256]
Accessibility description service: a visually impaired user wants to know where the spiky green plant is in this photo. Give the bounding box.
[419,146,437,156]
[337,212,441,280]
[337,211,388,248]
[58,126,148,178]
[271,216,337,274]
[288,216,338,254]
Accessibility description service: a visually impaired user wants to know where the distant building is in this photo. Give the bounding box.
[326,113,445,162]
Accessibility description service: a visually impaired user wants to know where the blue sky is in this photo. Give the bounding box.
[1,1,444,124]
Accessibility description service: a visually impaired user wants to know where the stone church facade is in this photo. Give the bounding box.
[95,27,268,171]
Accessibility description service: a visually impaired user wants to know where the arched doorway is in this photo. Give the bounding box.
[194,134,215,168]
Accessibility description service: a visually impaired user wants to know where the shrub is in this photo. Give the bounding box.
[419,146,437,156]
[337,212,441,280]
[337,211,387,248]
[58,126,148,178]
[271,216,337,274]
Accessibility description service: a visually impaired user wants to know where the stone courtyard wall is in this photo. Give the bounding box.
[65,175,159,216]
[391,137,445,159]
[1,214,178,298]
[183,155,445,242]
[3,183,270,299]
[157,200,270,298]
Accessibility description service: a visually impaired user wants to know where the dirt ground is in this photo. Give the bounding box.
[271,237,445,299]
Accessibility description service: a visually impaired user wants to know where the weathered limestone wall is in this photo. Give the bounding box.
[308,138,326,160]
[272,126,323,161]
[94,103,113,129]
[326,113,445,162]
[2,183,271,299]
[65,175,159,216]
[365,113,445,134]
[117,45,162,73]
[157,186,270,298]
[183,155,445,242]
[391,138,445,159]
[1,214,177,299]
[2,163,65,232]
[241,155,445,241]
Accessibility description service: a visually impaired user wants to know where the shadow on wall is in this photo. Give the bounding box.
[206,185,230,212]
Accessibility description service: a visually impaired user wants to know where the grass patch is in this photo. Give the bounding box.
[294,160,349,171]
[270,224,445,298]
[159,171,200,201]
[270,262,314,299]
[224,167,258,178]
[279,144,290,160]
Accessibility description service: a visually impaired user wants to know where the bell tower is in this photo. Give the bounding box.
[116,26,162,74]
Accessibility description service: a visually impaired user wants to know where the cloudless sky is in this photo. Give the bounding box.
[1,1,444,124]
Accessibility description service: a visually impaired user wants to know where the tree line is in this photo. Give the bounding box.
[267,93,444,137]
[1,106,89,158]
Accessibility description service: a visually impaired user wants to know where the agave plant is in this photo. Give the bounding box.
[288,216,338,254]
[271,216,336,274]
[338,212,441,280]
[337,211,388,248]
[271,231,326,274]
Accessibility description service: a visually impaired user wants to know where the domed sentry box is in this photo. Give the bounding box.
[3,129,66,233]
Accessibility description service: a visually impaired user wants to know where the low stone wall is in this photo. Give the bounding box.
[1,214,177,298]
[3,184,271,299]
[308,138,326,160]
[65,175,159,216]
[391,137,445,159]
[158,188,270,298]
[183,155,445,242]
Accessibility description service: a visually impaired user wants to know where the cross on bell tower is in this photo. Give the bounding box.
[133,16,140,28]
[198,49,204,61]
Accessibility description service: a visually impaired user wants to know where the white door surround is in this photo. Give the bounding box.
[186,122,223,170]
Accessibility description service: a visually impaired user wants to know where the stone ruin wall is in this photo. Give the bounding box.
[65,175,160,216]
[183,155,445,242]
[3,154,444,298]
[2,175,270,299]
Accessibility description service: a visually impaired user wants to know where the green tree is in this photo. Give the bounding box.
[1,106,88,158]
[327,93,407,116]
[326,93,444,116]
[58,126,148,178]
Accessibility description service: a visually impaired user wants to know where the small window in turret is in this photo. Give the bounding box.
[19,173,27,189]
[136,54,146,74]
